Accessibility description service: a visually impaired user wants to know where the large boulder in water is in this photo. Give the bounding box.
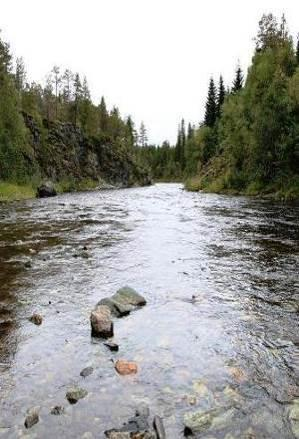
[90,305,114,338]
[36,182,57,198]
[98,287,146,317]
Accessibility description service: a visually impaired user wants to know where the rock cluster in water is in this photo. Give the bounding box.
[105,407,165,439]
[24,286,168,435]
[97,286,147,317]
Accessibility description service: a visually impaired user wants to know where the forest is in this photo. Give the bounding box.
[0,32,149,200]
[0,13,298,200]
[140,14,299,199]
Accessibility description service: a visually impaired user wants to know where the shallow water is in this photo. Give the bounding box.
[0,183,298,438]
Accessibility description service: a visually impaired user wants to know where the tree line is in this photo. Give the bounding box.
[142,14,299,198]
[0,34,150,182]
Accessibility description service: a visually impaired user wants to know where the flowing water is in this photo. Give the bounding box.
[0,183,298,438]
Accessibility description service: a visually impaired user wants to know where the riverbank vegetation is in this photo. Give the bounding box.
[140,14,299,199]
[0,34,150,201]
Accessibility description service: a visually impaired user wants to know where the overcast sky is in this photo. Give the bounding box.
[1,0,299,144]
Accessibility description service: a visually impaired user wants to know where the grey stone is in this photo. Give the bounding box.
[90,305,113,338]
[29,314,43,325]
[66,386,88,404]
[24,407,39,429]
[104,342,119,352]
[98,287,146,318]
[105,408,156,438]
[183,409,214,435]
[153,416,166,439]
[98,297,133,317]
[115,286,146,307]
[24,260,32,268]
[80,366,94,377]
[50,405,65,415]
[36,182,57,198]
[288,399,299,438]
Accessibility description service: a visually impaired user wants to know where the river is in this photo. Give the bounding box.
[0,183,298,438]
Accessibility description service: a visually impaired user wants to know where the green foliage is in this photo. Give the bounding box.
[204,78,217,127]
[0,32,147,196]
[175,119,186,172]
[0,181,35,202]
[216,75,225,117]
[0,35,31,181]
[137,141,180,181]
[232,65,243,93]
[183,13,299,199]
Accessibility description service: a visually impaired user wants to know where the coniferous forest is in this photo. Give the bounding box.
[0,33,151,200]
[0,13,298,200]
[139,14,299,199]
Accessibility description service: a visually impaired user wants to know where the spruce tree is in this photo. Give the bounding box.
[73,73,82,126]
[51,65,61,119]
[187,122,194,140]
[204,78,217,127]
[126,116,135,146]
[180,119,186,169]
[43,75,55,122]
[139,122,148,147]
[175,124,182,164]
[216,75,225,118]
[15,57,26,92]
[98,96,108,133]
[232,65,244,93]
[62,69,73,104]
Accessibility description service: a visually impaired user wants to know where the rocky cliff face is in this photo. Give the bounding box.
[23,112,151,188]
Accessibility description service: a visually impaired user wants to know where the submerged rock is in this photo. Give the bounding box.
[80,366,94,377]
[36,182,57,198]
[183,409,214,435]
[115,359,138,375]
[66,386,88,404]
[51,405,65,415]
[98,297,133,317]
[183,406,237,436]
[90,305,114,338]
[104,341,119,352]
[153,415,166,439]
[288,399,299,438]
[98,287,146,317]
[105,408,156,438]
[24,407,39,429]
[24,259,32,269]
[29,313,43,325]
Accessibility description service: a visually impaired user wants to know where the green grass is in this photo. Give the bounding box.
[55,177,100,193]
[0,181,35,202]
[185,173,299,201]
[184,176,202,191]
[0,178,101,202]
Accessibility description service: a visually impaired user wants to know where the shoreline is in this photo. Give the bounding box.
[0,178,151,203]
[184,177,299,202]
